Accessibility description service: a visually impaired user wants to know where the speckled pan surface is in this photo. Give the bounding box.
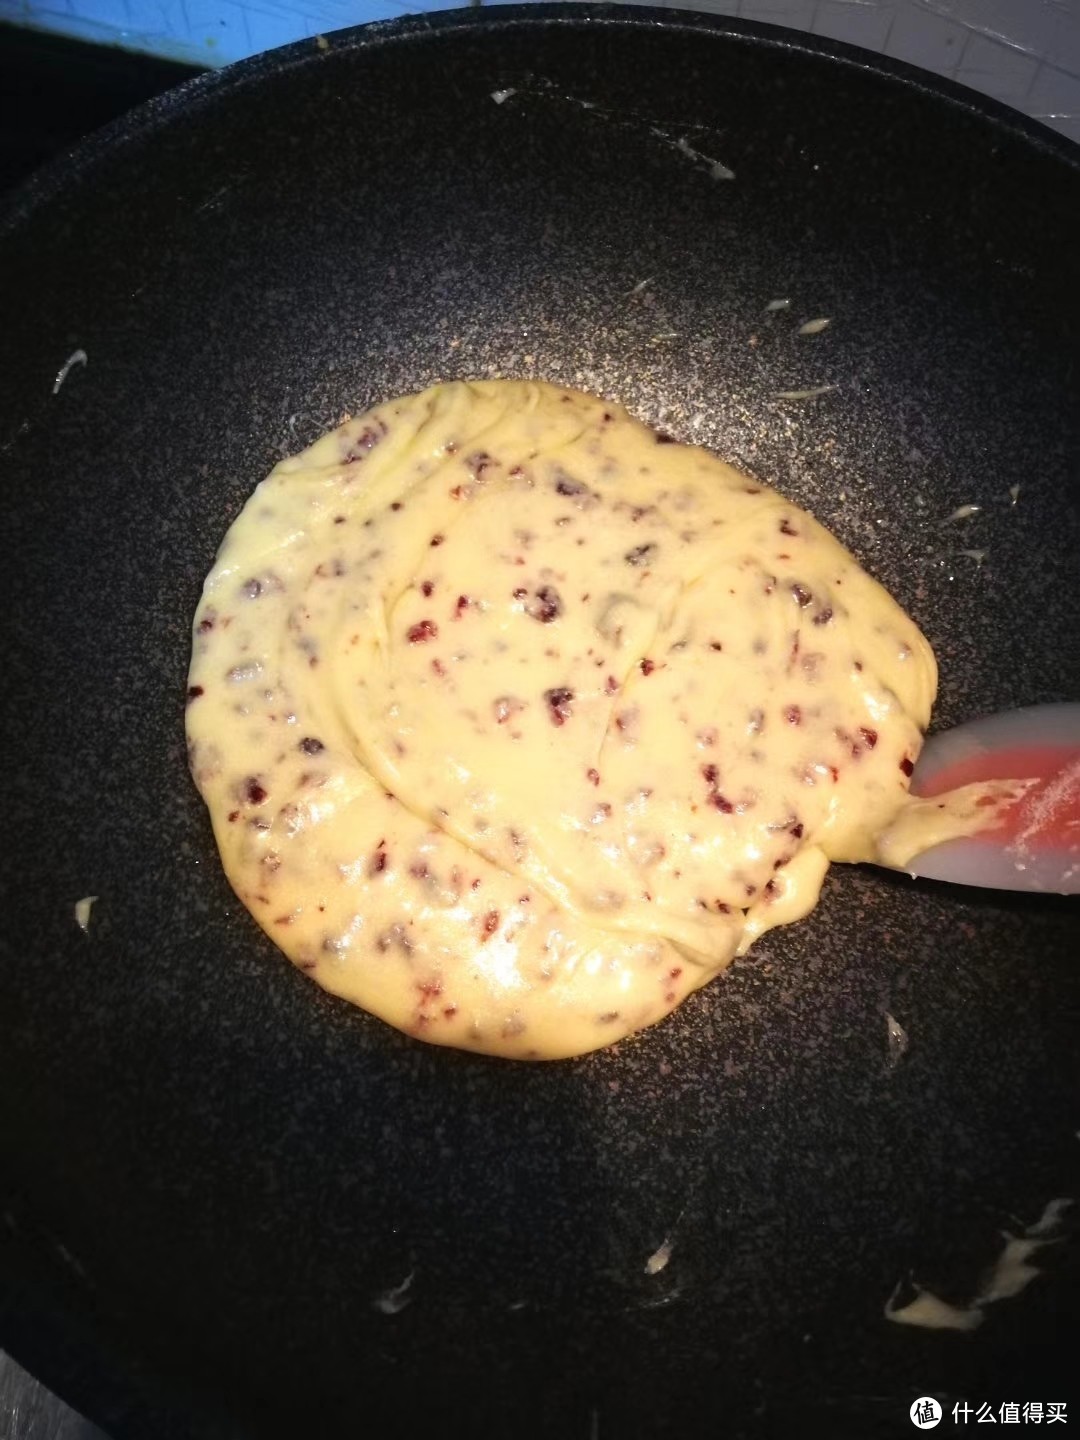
[1,7,1078,1437]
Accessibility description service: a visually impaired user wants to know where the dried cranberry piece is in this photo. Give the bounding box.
[625,543,658,567]
[526,585,563,623]
[543,687,575,726]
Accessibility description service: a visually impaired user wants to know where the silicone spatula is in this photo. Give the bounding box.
[906,703,1080,894]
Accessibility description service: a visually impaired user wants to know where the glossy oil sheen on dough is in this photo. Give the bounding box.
[186,380,999,1059]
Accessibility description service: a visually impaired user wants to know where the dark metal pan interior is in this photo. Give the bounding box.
[1,7,1078,1435]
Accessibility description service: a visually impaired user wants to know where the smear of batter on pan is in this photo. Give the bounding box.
[52,348,87,395]
[885,1197,1075,1332]
[73,895,98,933]
[186,380,1019,1059]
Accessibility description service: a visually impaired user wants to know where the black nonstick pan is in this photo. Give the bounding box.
[1,7,1078,1437]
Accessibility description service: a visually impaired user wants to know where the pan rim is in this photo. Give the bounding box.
[2,0,1078,239]
[1,9,1078,1435]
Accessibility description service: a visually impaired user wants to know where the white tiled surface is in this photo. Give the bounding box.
[1029,51,1080,121]
[2,0,1079,136]
[956,29,1040,108]
[811,0,896,51]
[884,3,968,71]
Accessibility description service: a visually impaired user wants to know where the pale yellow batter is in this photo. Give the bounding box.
[186,381,1012,1058]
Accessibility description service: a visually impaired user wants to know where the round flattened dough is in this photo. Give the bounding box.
[186,380,938,1058]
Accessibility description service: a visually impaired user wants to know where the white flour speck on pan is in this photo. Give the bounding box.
[53,349,87,395]
[373,1269,415,1315]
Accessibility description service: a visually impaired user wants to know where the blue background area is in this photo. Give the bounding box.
[0,0,468,67]
[0,0,1079,150]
